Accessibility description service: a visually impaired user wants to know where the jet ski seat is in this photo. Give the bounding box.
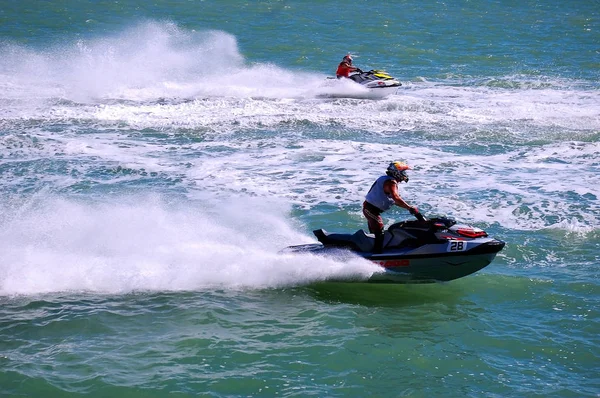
[314,227,419,253]
[313,229,375,252]
[351,230,376,252]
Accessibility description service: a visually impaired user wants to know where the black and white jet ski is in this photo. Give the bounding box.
[283,214,505,283]
[347,69,402,93]
[319,69,402,99]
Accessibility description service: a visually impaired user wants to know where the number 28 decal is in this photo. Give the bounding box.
[447,240,467,252]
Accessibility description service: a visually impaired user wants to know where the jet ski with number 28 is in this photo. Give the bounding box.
[283,213,505,283]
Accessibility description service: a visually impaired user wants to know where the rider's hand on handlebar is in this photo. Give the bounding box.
[409,206,425,221]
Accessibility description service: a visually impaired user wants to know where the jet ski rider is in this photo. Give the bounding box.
[336,54,362,78]
[363,161,421,253]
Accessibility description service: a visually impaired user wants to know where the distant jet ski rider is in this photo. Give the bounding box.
[363,161,421,253]
[336,54,362,78]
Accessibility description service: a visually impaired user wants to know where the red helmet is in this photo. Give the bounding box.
[343,54,353,64]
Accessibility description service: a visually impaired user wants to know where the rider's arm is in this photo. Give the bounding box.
[384,180,415,211]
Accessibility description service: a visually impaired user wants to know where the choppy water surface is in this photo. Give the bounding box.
[1,1,599,396]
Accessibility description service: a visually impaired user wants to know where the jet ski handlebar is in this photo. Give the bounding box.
[409,207,426,222]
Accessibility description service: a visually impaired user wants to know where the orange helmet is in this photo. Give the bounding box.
[386,161,411,182]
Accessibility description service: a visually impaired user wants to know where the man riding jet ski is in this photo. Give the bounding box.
[334,54,402,95]
[363,161,419,253]
[336,54,360,78]
[283,162,505,282]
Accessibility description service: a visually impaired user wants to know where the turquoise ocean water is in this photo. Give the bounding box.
[1,1,599,396]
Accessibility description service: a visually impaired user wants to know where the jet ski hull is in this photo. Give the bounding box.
[317,85,399,100]
[285,240,504,283]
[368,241,505,283]
[318,69,402,99]
[283,217,505,283]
